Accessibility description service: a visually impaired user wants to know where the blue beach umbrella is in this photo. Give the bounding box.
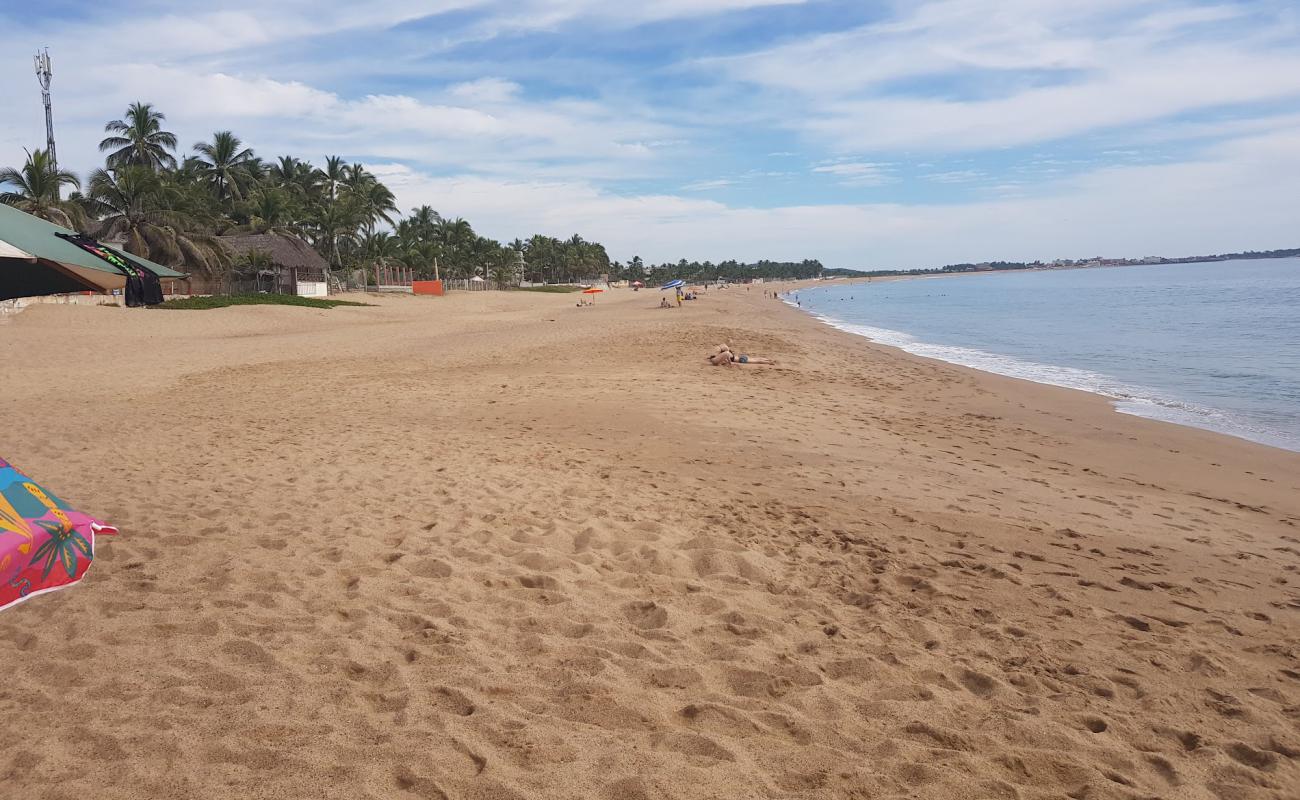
[660,279,685,290]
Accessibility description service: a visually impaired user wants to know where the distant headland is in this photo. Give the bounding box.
[832,247,1300,278]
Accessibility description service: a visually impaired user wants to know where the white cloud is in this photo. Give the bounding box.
[811,161,894,186]
[106,67,336,120]
[371,123,1300,267]
[681,178,736,191]
[0,54,676,183]
[923,170,984,184]
[712,0,1300,153]
[447,78,523,104]
[485,0,808,33]
[1,0,1297,271]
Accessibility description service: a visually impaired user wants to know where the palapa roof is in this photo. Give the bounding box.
[219,233,328,272]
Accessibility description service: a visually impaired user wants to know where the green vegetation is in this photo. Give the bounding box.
[516,284,585,293]
[158,294,371,310]
[0,103,613,287]
[0,148,84,229]
[612,257,825,286]
[2,101,825,288]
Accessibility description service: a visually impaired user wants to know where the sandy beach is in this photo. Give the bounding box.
[1,285,1296,799]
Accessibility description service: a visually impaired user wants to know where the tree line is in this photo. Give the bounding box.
[1,102,824,286]
[602,257,825,286]
[0,102,605,284]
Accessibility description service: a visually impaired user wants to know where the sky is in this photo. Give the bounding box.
[1,0,1299,269]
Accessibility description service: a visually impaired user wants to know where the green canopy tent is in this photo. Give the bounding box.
[0,203,186,302]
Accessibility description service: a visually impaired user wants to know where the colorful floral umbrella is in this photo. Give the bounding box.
[0,457,117,611]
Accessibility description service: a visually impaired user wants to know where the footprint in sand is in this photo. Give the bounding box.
[432,686,476,716]
[220,639,275,668]
[958,668,999,697]
[600,777,657,800]
[1225,742,1278,772]
[393,765,448,799]
[623,600,669,629]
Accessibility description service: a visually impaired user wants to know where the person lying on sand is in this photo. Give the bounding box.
[707,344,776,366]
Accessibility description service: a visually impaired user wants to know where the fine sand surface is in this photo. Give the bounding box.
[1,286,1297,800]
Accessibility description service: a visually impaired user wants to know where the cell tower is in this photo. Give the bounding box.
[34,48,57,197]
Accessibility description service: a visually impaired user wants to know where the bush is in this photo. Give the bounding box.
[158,294,372,310]
[515,285,586,293]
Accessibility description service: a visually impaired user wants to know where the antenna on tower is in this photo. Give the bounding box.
[34,48,58,198]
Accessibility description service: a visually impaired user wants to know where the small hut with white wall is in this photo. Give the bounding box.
[217,233,330,297]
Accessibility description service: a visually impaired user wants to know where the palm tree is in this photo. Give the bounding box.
[161,165,227,234]
[436,218,476,277]
[63,191,103,228]
[488,244,521,288]
[359,230,407,279]
[408,205,442,237]
[0,149,84,228]
[99,102,178,170]
[87,166,230,275]
[87,166,176,256]
[192,131,256,203]
[355,180,398,230]
[307,197,364,270]
[342,163,370,194]
[243,155,268,184]
[267,156,322,199]
[403,238,443,280]
[235,188,302,235]
[564,233,589,283]
[319,156,348,202]
[526,234,561,283]
[266,156,301,188]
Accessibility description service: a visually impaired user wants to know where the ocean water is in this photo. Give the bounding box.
[790,259,1300,452]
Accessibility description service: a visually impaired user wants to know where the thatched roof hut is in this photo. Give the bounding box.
[218,233,328,273]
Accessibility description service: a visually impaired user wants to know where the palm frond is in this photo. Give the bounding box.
[125,228,148,257]
[175,235,215,276]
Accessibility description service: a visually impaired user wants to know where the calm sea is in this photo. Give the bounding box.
[791,258,1300,452]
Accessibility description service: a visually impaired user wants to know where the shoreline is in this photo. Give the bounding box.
[779,273,1300,455]
[2,290,1297,798]
[761,282,1300,473]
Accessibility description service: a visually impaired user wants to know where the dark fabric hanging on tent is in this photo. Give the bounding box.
[124,271,146,308]
[54,234,165,307]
